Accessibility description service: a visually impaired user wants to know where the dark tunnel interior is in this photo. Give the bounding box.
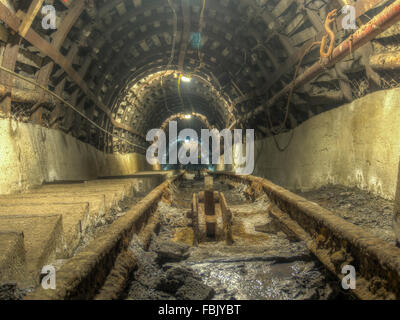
[0,0,400,304]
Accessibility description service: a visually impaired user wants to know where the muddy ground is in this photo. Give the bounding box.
[297,185,396,245]
[125,177,349,300]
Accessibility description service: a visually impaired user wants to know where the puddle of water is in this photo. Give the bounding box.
[189,259,334,300]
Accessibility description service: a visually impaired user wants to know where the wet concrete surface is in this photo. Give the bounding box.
[297,185,395,245]
[126,177,348,300]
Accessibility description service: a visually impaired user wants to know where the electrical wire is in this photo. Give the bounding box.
[266,41,321,152]
[0,65,147,150]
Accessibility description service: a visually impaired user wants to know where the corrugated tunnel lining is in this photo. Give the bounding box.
[0,0,398,153]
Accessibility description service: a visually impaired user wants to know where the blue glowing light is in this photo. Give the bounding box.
[191,32,202,49]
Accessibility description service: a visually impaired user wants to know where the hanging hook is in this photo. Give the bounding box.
[320,9,338,59]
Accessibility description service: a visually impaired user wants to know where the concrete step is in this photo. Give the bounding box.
[0,176,163,289]
[31,183,133,197]
[0,215,63,285]
[33,178,136,192]
[33,176,160,196]
[0,203,90,257]
[0,195,106,223]
[21,191,126,210]
[0,231,26,284]
[90,176,163,193]
[0,190,128,212]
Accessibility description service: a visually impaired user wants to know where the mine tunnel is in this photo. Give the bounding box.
[1,0,400,302]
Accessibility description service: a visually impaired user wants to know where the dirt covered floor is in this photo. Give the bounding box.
[297,185,396,245]
[125,176,349,300]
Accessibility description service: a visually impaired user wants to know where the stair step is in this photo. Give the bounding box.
[0,190,127,212]
[0,195,106,222]
[0,215,63,285]
[30,183,133,197]
[0,231,26,284]
[0,203,90,256]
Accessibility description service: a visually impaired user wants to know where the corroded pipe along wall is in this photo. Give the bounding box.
[0,118,151,195]
[253,88,400,200]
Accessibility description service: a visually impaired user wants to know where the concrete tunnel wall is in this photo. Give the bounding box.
[253,87,400,200]
[0,118,152,195]
[1,87,399,198]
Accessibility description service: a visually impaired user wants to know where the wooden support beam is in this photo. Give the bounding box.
[241,0,400,122]
[178,0,191,72]
[0,34,20,116]
[370,51,400,70]
[204,176,215,216]
[0,2,145,140]
[37,0,85,86]
[220,192,233,245]
[0,83,58,105]
[236,0,386,106]
[18,0,45,37]
[85,0,97,20]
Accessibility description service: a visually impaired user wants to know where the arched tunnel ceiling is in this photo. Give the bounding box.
[114,70,233,132]
[0,0,398,153]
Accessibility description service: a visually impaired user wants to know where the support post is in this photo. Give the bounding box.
[204,176,214,216]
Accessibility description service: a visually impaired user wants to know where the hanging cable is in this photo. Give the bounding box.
[0,65,147,150]
[266,41,321,152]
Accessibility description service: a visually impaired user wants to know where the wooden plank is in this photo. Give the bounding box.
[235,0,387,107]
[204,176,214,216]
[0,34,20,116]
[178,0,191,71]
[18,0,45,37]
[272,0,295,18]
[0,2,145,139]
[291,26,316,46]
[0,23,8,42]
[37,0,85,86]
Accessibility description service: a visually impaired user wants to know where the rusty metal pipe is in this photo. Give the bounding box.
[242,0,400,122]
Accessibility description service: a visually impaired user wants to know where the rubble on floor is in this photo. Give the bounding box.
[125,178,345,300]
[297,185,396,244]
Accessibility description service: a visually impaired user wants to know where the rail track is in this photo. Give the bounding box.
[1,171,399,300]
